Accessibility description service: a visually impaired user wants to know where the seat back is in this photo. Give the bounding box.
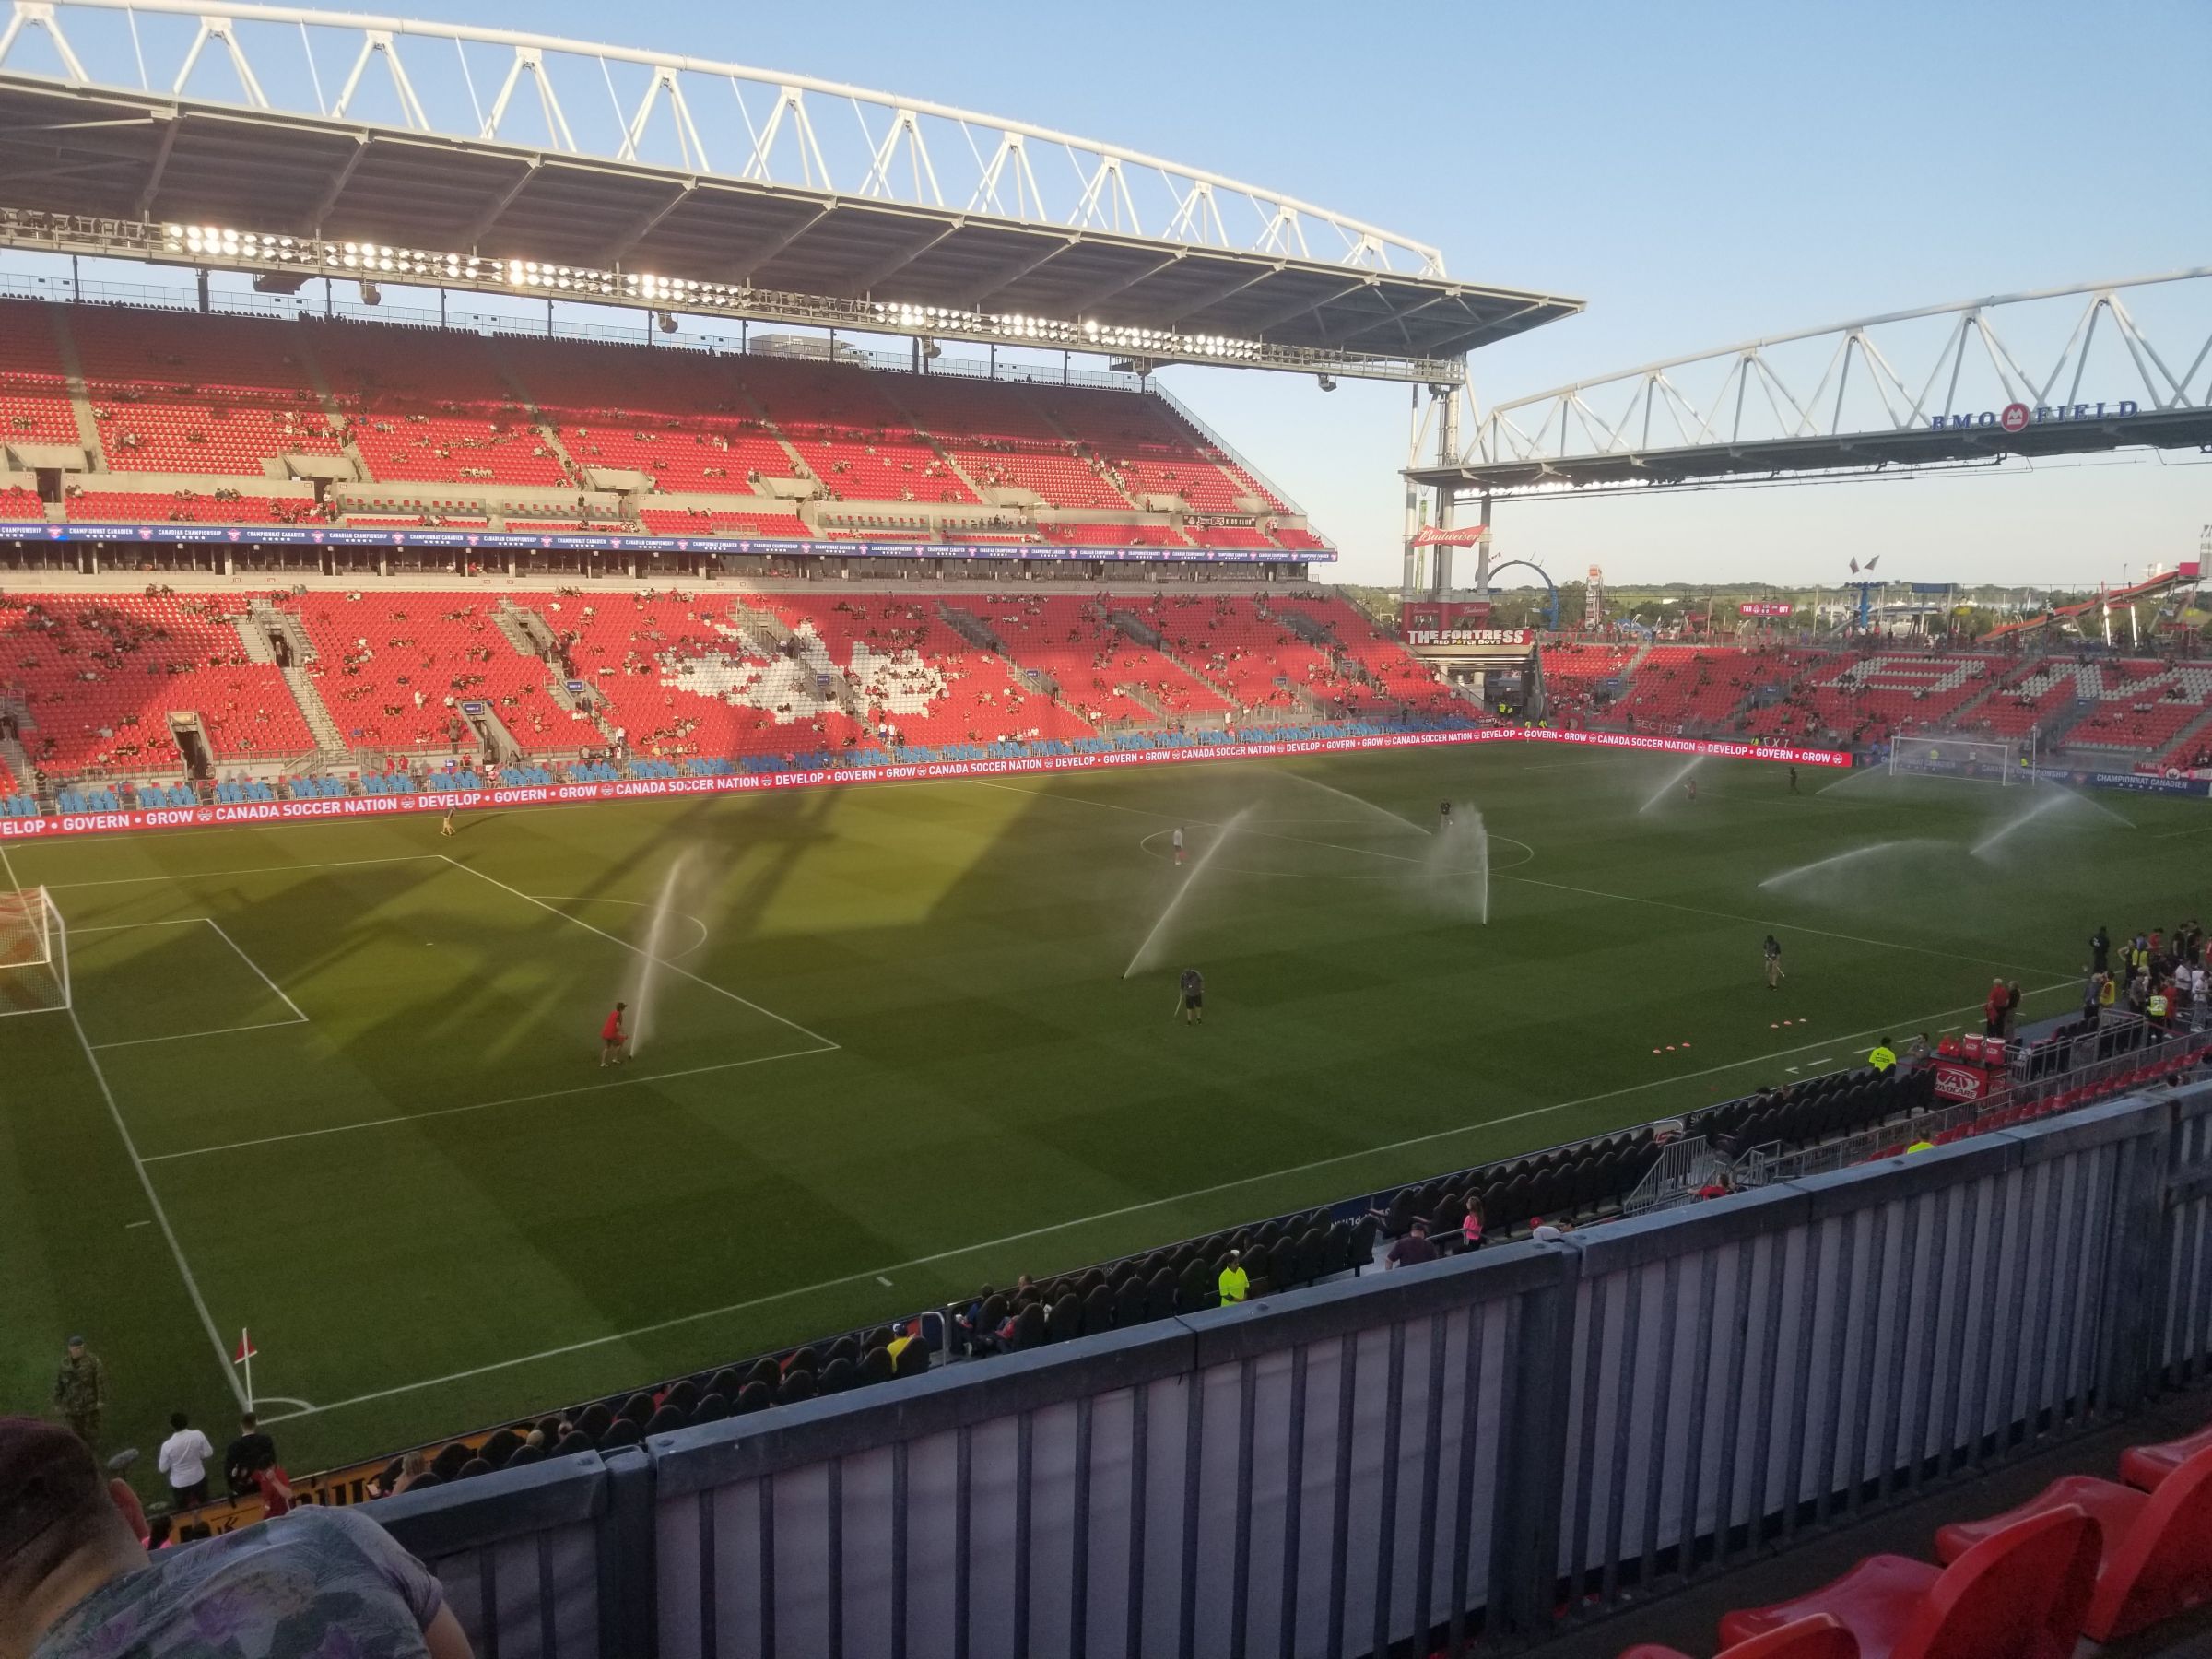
[2095,1443,2212,1640]
[1725,1613,1858,1658]
[1896,1504,2099,1659]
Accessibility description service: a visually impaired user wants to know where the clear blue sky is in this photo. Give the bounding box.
[19,0,2211,588]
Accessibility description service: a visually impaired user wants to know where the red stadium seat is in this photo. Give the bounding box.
[2121,1419,2212,1492]
[1933,1448,2212,1641]
[1715,1505,2099,1659]
[1619,1613,1857,1659]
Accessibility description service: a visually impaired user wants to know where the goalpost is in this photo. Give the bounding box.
[1887,728,2028,785]
[0,887,70,1016]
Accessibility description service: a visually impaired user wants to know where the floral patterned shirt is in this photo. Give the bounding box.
[35,1506,447,1659]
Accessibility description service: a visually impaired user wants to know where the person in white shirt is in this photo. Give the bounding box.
[156,1412,215,1510]
[1171,826,1186,865]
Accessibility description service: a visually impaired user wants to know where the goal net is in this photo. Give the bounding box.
[0,887,69,1016]
[1888,731,2022,785]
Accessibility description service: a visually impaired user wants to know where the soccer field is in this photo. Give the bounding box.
[3,745,2200,1474]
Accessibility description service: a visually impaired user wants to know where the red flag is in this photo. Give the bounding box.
[233,1330,257,1365]
[1849,557,1860,574]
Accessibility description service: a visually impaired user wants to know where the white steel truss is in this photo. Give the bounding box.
[0,0,1446,275]
[1455,269,2212,477]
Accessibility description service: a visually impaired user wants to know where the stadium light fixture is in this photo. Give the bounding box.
[120,215,1454,382]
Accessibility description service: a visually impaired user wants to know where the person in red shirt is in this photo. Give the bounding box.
[252,1454,294,1518]
[600,1002,628,1068]
[1983,977,2007,1038]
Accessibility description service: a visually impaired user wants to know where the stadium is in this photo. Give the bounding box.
[2,4,2211,1657]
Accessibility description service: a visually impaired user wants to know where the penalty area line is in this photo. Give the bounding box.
[255,980,2072,1428]
[141,1043,838,1163]
[439,855,838,1052]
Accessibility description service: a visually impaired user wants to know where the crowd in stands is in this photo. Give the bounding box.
[0,299,1336,557]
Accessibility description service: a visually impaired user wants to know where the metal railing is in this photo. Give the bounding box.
[356,1082,2212,1659]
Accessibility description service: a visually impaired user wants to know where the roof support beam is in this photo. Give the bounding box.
[306,135,371,235]
[133,109,180,219]
[966,237,1077,308]
[851,219,961,295]
[1232,275,1372,336]
[462,157,538,250]
[596,178,693,267]
[1332,288,1453,347]
[1054,251,1183,317]
[1159,264,1282,326]
[729,200,833,283]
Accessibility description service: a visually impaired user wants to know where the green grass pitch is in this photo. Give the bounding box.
[1,746,2198,1475]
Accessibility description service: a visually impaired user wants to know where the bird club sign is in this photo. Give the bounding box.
[1927,399,2138,432]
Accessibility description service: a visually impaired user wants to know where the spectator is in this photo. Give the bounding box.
[156,1412,215,1511]
[1983,978,2007,1039]
[1867,1036,1897,1074]
[0,1416,474,1658]
[1461,1198,1485,1252]
[144,1514,172,1552]
[50,1337,106,1450]
[2003,981,2022,1038]
[223,1411,275,1500]
[1217,1250,1249,1304]
[1530,1216,1576,1243]
[1384,1220,1438,1269]
[252,1450,296,1519]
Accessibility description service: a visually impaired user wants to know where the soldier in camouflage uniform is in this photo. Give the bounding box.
[53,1334,107,1449]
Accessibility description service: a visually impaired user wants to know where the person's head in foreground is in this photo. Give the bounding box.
[0,1416,473,1659]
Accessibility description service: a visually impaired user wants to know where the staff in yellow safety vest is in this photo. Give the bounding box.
[1217,1250,1249,1305]
[1867,1038,1897,1074]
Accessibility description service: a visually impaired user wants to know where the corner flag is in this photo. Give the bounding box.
[233,1329,258,1410]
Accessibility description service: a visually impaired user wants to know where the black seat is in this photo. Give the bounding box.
[735,1382,773,1416]
[577,1403,614,1441]
[856,1347,895,1387]
[644,1405,687,1435]
[776,1370,818,1406]
[506,1443,546,1468]
[708,1369,743,1399]
[1009,1304,1046,1351]
[619,1392,655,1427]
[817,1357,856,1395]
[1083,1285,1115,1334]
[1047,1293,1082,1341]
[692,1394,730,1424]
[782,1346,818,1376]
[1176,1259,1214,1313]
[891,1335,929,1380]
[747,1358,782,1393]
[827,1335,861,1367]
[664,1380,700,1414]
[430,1442,471,1481]
[478,1429,524,1468]
[457,1457,495,1481]
[553,1435,593,1459]
[1112,1274,1147,1328]
[1143,1268,1178,1324]
[601,1419,643,1448]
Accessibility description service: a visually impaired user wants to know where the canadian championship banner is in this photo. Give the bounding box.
[0,727,1858,841]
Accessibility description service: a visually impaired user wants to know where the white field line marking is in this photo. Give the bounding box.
[63,989,247,1409]
[202,919,310,1024]
[124,1218,151,1229]
[530,895,712,960]
[1493,869,2074,980]
[258,979,2075,1426]
[974,775,2065,981]
[74,918,211,932]
[41,854,442,890]
[93,1018,308,1053]
[142,1045,836,1163]
[73,917,310,1048]
[440,855,838,1051]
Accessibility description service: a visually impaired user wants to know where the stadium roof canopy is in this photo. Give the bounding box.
[1411,270,2212,496]
[0,0,1582,381]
